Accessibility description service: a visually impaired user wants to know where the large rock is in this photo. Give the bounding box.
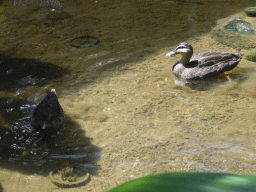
[211,12,256,49]
[245,49,256,62]
[31,89,65,134]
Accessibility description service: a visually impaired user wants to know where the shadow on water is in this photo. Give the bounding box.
[0,54,69,92]
[0,114,101,176]
[0,55,101,176]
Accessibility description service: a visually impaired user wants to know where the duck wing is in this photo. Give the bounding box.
[181,52,243,79]
[192,52,240,67]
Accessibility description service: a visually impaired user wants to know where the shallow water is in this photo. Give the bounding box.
[0,0,256,191]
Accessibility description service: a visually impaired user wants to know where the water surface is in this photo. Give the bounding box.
[0,0,255,191]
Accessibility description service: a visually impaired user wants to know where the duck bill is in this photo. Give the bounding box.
[166,50,178,56]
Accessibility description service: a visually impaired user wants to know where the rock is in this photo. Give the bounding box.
[224,19,254,34]
[31,89,65,134]
[244,7,256,17]
[211,12,256,49]
[245,49,256,62]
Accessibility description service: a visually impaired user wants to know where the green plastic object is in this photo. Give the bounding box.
[107,172,256,192]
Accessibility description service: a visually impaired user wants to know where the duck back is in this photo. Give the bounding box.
[174,52,243,80]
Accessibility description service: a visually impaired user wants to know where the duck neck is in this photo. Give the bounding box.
[180,52,193,66]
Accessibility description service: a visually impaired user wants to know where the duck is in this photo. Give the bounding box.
[166,42,243,80]
[31,89,65,135]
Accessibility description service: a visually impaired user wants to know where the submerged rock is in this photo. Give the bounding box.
[31,89,65,134]
[245,49,256,62]
[244,7,256,17]
[211,12,256,49]
[224,19,254,34]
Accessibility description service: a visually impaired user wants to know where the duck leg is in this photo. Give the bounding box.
[220,73,231,81]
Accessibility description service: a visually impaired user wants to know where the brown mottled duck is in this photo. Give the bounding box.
[166,42,243,80]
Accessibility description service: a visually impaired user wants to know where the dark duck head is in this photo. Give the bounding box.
[166,42,243,80]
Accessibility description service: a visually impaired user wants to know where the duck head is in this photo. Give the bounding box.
[166,42,194,66]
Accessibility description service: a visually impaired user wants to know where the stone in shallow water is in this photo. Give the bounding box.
[224,19,254,34]
[211,12,256,49]
[244,7,256,17]
[245,49,256,62]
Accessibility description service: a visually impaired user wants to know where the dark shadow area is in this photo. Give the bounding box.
[0,113,101,177]
[0,183,3,192]
[0,55,101,178]
[0,54,69,92]
[0,53,71,131]
[0,0,5,5]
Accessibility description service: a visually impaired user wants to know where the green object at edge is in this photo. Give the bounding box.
[107,172,256,192]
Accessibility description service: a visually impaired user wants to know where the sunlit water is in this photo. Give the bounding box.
[0,0,256,191]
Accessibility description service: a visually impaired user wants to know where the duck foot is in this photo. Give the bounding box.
[220,73,231,81]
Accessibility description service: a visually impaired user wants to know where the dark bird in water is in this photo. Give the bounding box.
[166,42,243,80]
[31,89,65,135]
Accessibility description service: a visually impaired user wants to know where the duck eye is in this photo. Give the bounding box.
[177,46,186,51]
[178,46,186,49]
